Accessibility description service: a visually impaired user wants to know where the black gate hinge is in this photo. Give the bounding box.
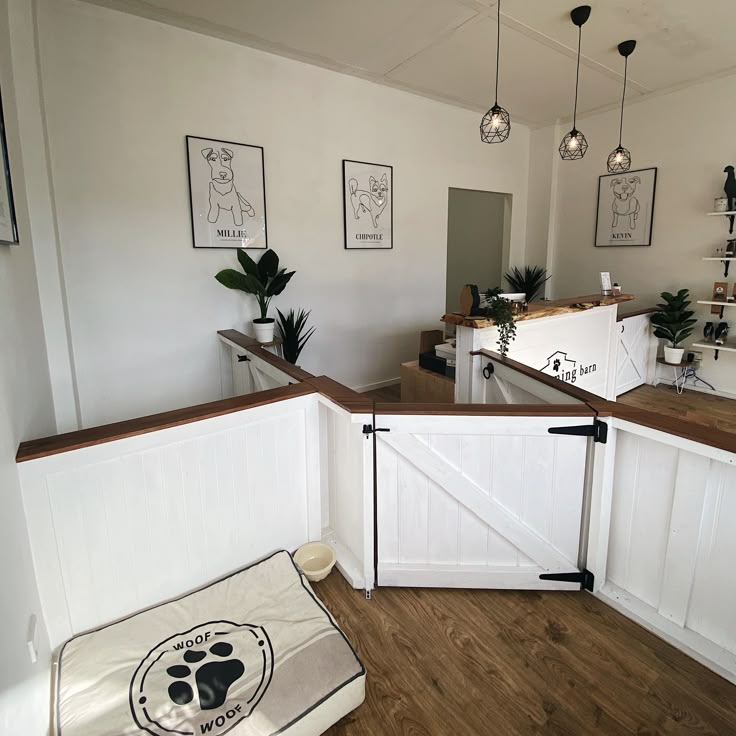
[236,354,251,362]
[548,418,607,443]
[362,424,390,437]
[539,569,594,591]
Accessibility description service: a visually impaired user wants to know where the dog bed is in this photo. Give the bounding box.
[54,550,365,736]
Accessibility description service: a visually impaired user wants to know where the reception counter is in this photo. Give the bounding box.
[443,294,639,402]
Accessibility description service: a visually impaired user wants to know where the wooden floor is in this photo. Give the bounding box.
[316,573,736,735]
[363,382,402,402]
[619,384,736,434]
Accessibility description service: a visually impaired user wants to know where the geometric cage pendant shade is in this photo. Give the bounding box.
[607,145,632,173]
[559,5,591,161]
[480,0,511,144]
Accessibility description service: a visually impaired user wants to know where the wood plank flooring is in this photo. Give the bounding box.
[316,573,736,735]
[619,384,736,434]
[363,383,402,402]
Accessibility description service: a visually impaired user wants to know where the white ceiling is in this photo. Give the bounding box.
[80,0,736,127]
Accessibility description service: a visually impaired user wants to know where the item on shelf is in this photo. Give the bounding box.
[600,271,613,296]
[711,281,728,316]
[715,321,730,346]
[703,321,714,341]
[418,351,455,379]
[714,196,729,213]
[613,282,622,295]
[724,165,736,232]
[727,239,736,257]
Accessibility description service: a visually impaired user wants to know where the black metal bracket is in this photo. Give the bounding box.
[722,260,731,278]
[362,424,390,438]
[540,569,594,591]
[237,354,251,362]
[482,362,495,380]
[548,418,608,443]
[714,349,720,361]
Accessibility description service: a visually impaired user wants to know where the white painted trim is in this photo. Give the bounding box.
[321,528,365,589]
[352,377,400,393]
[379,564,579,590]
[597,583,736,686]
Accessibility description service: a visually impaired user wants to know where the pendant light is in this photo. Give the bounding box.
[480,0,510,144]
[607,40,636,173]
[559,5,591,160]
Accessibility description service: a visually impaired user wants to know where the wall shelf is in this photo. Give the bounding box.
[692,341,736,361]
[702,256,736,277]
[697,300,736,318]
[706,211,736,216]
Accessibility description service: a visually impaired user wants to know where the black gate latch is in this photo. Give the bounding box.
[548,418,608,444]
[362,424,390,438]
[539,569,595,592]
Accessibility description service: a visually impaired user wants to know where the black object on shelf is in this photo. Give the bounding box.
[418,352,455,379]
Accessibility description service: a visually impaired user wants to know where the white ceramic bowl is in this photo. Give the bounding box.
[294,542,337,582]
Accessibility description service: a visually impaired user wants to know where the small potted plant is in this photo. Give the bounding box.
[215,249,294,343]
[276,308,316,365]
[650,288,696,364]
[504,265,551,303]
[482,287,517,355]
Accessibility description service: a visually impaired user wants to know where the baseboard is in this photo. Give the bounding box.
[653,378,736,401]
[352,377,400,393]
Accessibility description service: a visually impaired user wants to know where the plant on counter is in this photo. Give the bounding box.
[482,287,517,356]
[215,248,295,343]
[650,288,696,364]
[277,308,316,365]
[504,265,551,303]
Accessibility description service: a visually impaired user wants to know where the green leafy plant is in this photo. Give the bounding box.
[215,249,295,320]
[482,287,517,356]
[504,265,551,303]
[277,308,316,365]
[650,289,696,347]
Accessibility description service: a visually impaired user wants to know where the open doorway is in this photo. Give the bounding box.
[445,188,512,313]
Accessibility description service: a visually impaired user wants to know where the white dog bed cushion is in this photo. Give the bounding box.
[55,551,365,736]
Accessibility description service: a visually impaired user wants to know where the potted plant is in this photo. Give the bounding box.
[504,265,551,303]
[650,288,696,364]
[276,308,316,365]
[215,249,294,343]
[482,287,517,356]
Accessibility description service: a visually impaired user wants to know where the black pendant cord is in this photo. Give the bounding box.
[618,56,628,147]
[572,24,581,128]
[494,0,501,105]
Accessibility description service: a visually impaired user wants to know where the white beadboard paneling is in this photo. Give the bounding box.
[19,394,320,647]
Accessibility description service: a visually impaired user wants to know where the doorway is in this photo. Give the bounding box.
[445,188,512,313]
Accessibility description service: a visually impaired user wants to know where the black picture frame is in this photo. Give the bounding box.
[186,134,268,249]
[594,167,657,247]
[0,84,19,246]
[342,159,393,250]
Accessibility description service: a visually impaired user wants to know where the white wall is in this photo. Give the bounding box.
[37,0,531,427]
[529,75,736,396]
[445,188,507,313]
[0,0,55,731]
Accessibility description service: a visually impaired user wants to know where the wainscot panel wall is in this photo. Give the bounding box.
[37,0,531,427]
[528,74,736,397]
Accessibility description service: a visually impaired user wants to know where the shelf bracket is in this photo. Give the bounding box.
[723,260,731,278]
[715,349,720,361]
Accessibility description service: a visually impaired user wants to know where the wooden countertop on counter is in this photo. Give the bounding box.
[442,293,635,328]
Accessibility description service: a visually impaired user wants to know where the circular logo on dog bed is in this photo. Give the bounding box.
[130,620,273,736]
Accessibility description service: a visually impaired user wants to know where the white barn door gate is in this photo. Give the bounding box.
[374,412,596,591]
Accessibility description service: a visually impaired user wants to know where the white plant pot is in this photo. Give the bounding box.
[664,346,684,364]
[253,318,275,343]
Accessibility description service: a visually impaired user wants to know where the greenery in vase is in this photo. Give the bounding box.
[482,287,517,356]
[277,308,316,364]
[215,249,295,320]
[504,265,551,303]
[650,288,696,348]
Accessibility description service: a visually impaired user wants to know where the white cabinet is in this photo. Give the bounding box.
[615,313,655,396]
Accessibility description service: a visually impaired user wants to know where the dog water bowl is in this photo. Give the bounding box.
[294,542,337,582]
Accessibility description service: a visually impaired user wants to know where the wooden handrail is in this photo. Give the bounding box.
[375,403,595,417]
[16,383,316,463]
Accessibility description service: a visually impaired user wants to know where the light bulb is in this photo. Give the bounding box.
[615,151,623,163]
[491,114,501,129]
[568,136,578,149]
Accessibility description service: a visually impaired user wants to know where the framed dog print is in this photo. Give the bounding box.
[595,167,657,247]
[0,85,18,245]
[186,135,267,249]
[343,159,393,250]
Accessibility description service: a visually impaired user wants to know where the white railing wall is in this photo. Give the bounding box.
[18,393,322,649]
[590,418,736,684]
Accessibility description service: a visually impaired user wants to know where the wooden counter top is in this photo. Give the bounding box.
[442,293,635,328]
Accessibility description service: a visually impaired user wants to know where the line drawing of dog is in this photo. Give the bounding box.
[349,174,389,228]
[201,147,255,226]
[610,175,640,229]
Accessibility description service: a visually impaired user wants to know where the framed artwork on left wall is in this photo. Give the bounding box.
[186,135,267,249]
[0,85,19,245]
